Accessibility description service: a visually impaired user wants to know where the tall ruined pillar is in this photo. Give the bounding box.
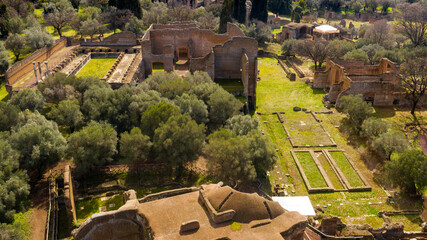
[33,61,38,83]
[245,0,252,27]
[45,61,50,76]
[38,62,42,79]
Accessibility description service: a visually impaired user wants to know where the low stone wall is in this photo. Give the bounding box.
[138,187,199,203]
[73,202,148,240]
[69,54,91,76]
[287,58,305,78]
[198,187,236,223]
[277,58,296,81]
[64,165,77,223]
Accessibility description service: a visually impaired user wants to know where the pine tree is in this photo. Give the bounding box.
[219,0,234,33]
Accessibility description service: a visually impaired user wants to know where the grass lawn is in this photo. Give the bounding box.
[389,215,423,231]
[76,194,124,223]
[315,151,344,190]
[285,112,334,146]
[257,57,325,113]
[76,58,116,78]
[272,28,282,34]
[215,79,244,92]
[294,151,328,188]
[329,151,365,187]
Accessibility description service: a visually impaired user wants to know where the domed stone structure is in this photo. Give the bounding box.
[73,183,308,240]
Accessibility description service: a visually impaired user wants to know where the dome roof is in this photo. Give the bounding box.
[206,186,286,223]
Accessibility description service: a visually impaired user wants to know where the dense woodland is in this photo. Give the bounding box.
[0,0,426,237]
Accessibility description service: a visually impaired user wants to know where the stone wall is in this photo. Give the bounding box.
[80,31,137,47]
[314,59,400,106]
[64,165,77,223]
[139,187,199,203]
[5,38,67,87]
[73,201,147,240]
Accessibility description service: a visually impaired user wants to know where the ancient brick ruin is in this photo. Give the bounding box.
[276,23,314,42]
[313,58,403,106]
[72,183,308,240]
[140,22,258,109]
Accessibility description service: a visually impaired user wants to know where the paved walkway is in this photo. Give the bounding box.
[109,54,135,83]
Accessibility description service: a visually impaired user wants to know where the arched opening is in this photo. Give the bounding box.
[125,49,129,53]
[300,26,308,35]
[178,47,189,60]
[133,49,137,53]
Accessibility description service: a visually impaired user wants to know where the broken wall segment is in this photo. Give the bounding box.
[313,58,402,107]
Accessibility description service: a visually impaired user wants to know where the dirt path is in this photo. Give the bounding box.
[29,161,70,240]
[29,180,48,240]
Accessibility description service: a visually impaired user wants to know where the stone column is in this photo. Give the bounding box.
[45,61,50,76]
[33,61,38,83]
[245,0,252,27]
[38,62,42,79]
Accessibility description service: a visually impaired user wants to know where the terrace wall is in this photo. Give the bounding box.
[5,38,67,87]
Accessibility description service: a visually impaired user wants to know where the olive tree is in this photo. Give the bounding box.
[68,121,118,175]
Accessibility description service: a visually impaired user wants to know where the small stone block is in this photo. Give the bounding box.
[99,206,107,212]
[109,203,115,208]
[180,220,200,233]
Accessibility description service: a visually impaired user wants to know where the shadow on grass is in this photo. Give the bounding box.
[373,107,396,118]
[312,88,326,95]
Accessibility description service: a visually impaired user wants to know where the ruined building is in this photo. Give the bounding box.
[140,22,258,109]
[72,183,308,240]
[313,58,402,106]
[5,22,258,109]
[276,23,314,42]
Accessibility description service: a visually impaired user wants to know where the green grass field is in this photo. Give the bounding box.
[285,112,334,146]
[76,58,116,78]
[316,151,344,190]
[389,215,422,231]
[76,194,124,223]
[215,79,244,92]
[294,151,328,188]
[329,151,365,187]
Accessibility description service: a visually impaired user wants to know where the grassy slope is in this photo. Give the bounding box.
[76,58,116,78]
